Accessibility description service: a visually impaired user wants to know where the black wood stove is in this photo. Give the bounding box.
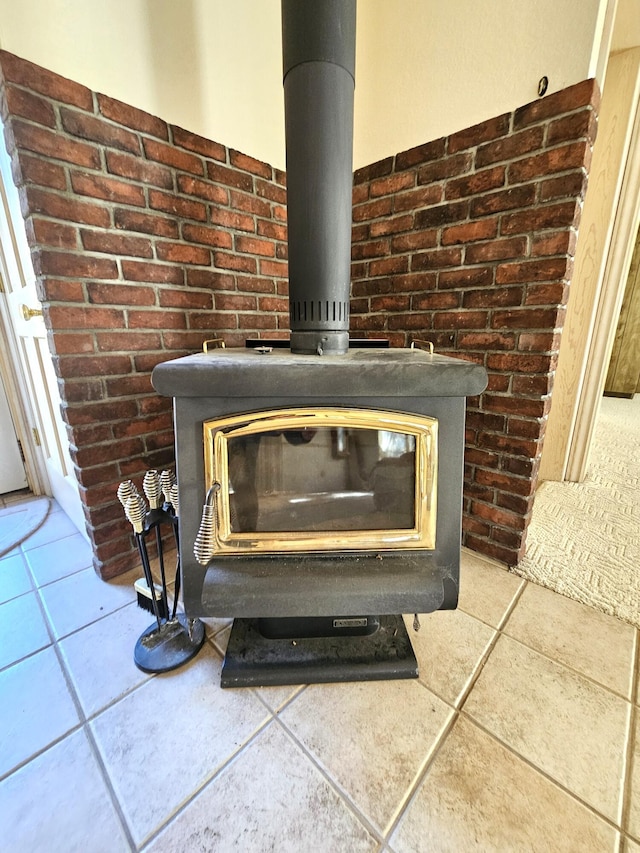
[152,0,487,687]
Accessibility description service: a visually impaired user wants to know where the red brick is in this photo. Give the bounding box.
[127,309,187,330]
[182,223,232,249]
[57,353,131,378]
[47,305,125,330]
[415,200,468,229]
[177,174,228,204]
[539,172,587,203]
[121,260,184,284]
[24,187,110,228]
[465,237,527,264]
[96,330,162,351]
[148,189,207,222]
[463,286,524,308]
[411,291,460,310]
[106,375,156,397]
[207,161,253,192]
[441,218,498,245]
[394,184,443,213]
[353,157,394,185]
[187,269,234,289]
[237,312,279,330]
[352,239,389,260]
[445,166,505,200]
[513,80,598,130]
[390,230,438,253]
[470,184,536,217]
[105,150,172,188]
[496,257,569,284]
[258,296,289,313]
[114,208,178,238]
[518,332,561,353]
[9,120,100,169]
[548,109,598,146]
[353,197,393,222]
[483,394,547,418]
[229,149,272,179]
[209,206,255,233]
[188,311,238,331]
[172,125,225,160]
[525,282,569,305]
[257,220,287,241]
[501,201,579,235]
[370,294,411,312]
[508,142,588,183]
[36,250,118,279]
[486,352,553,373]
[235,235,276,257]
[65,398,137,426]
[449,114,511,153]
[4,87,56,126]
[143,137,203,175]
[112,412,172,439]
[259,258,288,277]
[255,178,287,205]
[369,214,414,237]
[438,267,493,289]
[87,282,156,306]
[51,332,95,354]
[156,242,210,265]
[71,172,145,206]
[531,231,576,257]
[29,219,78,250]
[370,171,415,198]
[158,289,213,309]
[12,153,67,190]
[433,311,488,330]
[370,256,409,277]
[42,279,85,302]
[213,251,257,274]
[61,107,140,155]
[81,230,153,258]
[97,94,168,139]
[458,332,515,350]
[417,153,473,184]
[492,307,562,330]
[0,51,93,110]
[215,293,257,311]
[475,127,545,168]
[395,138,447,171]
[512,374,553,396]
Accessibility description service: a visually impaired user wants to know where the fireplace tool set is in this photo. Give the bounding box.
[117,470,205,673]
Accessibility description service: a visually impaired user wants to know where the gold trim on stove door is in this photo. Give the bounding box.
[203,407,438,555]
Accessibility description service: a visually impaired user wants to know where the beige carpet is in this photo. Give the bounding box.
[513,394,640,628]
[0,495,51,557]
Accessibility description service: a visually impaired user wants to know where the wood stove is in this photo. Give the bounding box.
[151,0,487,686]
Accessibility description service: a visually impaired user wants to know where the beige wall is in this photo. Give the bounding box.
[0,0,609,170]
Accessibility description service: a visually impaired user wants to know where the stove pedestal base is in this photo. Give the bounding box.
[220,614,418,688]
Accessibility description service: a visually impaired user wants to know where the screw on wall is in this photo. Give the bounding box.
[538,76,549,97]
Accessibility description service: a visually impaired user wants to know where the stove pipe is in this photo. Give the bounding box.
[282,0,356,355]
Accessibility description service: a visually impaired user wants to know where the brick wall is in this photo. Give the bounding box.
[0,47,599,575]
[351,80,599,564]
[0,51,289,578]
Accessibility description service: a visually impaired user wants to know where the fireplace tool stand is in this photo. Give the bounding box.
[118,472,205,674]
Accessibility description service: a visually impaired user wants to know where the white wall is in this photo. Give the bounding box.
[0,0,609,171]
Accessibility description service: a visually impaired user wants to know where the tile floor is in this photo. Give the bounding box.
[1,489,639,852]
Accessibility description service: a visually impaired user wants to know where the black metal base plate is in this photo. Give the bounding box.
[220,615,418,688]
[134,614,206,673]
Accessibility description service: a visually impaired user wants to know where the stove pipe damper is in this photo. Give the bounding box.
[151,0,488,687]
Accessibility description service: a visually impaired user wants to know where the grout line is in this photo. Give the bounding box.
[271,713,386,847]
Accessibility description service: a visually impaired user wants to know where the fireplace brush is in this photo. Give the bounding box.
[118,471,205,673]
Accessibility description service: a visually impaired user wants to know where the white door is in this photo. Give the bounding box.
[0,129,86,536]
[0,370,28,493]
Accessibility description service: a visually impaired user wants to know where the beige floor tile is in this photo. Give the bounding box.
[146,721,378,852]
[458,549,524,626]
[21,506,81,551]
[504,581,636,697]
[39,565,138,638]
[0,591,51,670]
[625,719,640,839]
[280,678,453,834]
[405,609,495,705]
[90,643,271,846]
[390,715,619,853]
[25,532,94,586]
[0,647,80,778]
[0,552,33,604]
[625,838,640,852]
[0,729,129,852]
[464,634,629,822]
[59,601,153,717]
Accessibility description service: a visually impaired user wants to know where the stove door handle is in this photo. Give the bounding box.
[193,483,221,566]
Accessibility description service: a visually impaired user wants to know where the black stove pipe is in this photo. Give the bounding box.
[282,0,356,355]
